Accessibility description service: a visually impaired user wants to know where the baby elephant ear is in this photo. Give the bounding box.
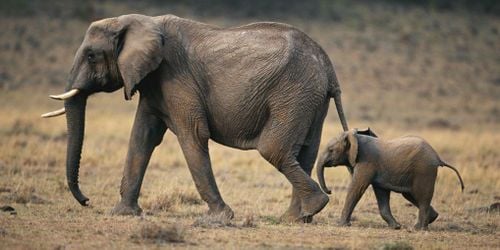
[347,129,359,167]
[357,127,378,138]
[116,14,164,100]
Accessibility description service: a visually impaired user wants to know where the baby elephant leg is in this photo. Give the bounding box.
[411,183,435,230]
[402,193,439,224]
[416,202,432,230]
[339,165,374,226]
[373,186,401,229]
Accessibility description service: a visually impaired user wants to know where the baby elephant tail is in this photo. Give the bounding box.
[440,162,465,192]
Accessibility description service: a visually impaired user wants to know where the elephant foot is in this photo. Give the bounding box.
[110,201,142,216]
[299,190,329,219]
[280,208,313,223]
[302,215,313,223]
[208,203,234,220]
[429,211,439,224]
[389,222,402,230]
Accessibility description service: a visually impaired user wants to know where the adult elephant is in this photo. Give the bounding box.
[42,14,349,222]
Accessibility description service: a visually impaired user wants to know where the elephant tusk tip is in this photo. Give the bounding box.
[41,108,66,118]
[49,89,80,100]
[49,95,63,100]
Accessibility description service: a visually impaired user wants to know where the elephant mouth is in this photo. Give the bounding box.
[323,160,334,167]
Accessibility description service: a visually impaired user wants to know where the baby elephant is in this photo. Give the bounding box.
[316,128,464,230]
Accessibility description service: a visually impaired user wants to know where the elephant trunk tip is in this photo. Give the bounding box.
[68,182,90,206]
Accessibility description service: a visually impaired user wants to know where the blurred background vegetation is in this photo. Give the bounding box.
[1,0,499,19]
[0,0,499,129]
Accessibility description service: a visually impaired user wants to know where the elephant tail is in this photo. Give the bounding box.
[440,161,465,192]
[328,88,349,132]
[326,68,348,131]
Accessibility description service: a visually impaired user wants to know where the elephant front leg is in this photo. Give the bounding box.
[179,138,233,219]
[111,105,166,216]
[373,186,401,229]
[339,165,373,226]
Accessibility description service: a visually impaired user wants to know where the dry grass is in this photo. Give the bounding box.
[0,1,499,249]
[130,221,185,244]
[0,87,498,249]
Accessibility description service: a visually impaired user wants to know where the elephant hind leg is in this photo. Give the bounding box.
[411,176,436,230]
[258,135,328,221]
[257,98,329,221]
[281,142,322,223]
[282,118,325,223]
[402,192,439,224]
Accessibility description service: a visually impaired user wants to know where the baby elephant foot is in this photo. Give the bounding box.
[337,220,351,227]
[302,215,313,223]
[414,223,429,231]
[300,191,329,219]
[208,203,234,220]
[429,211,439,224]
[110,201,142,216]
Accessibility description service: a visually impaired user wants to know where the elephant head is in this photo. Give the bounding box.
[41,14,165,206]
[316,128,377,194]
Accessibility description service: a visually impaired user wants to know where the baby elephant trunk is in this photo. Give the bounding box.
[316,152,332,194]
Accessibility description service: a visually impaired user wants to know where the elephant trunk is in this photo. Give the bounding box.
[64,94,90,206]
[333,92,348,132]
[316,152,332,194]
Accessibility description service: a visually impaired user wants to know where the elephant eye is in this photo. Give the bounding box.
[87,53,96,63]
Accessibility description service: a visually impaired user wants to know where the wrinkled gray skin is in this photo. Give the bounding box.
[316,129,464,230]
[55,14,350,222]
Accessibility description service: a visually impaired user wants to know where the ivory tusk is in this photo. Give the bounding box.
[50,89,80,100]
[41,108,66,118]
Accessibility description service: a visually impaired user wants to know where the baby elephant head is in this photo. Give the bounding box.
[316,128,377,194]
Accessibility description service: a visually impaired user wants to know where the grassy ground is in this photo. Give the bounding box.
[0,1,499,249]
[0,88,498,249]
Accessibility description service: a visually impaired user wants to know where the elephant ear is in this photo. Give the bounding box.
[346,129,359,167]
[115,14,164,100]
[357,127,378,138]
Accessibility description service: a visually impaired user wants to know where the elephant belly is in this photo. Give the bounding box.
[206,102,269,150]
[373,175,412,193]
